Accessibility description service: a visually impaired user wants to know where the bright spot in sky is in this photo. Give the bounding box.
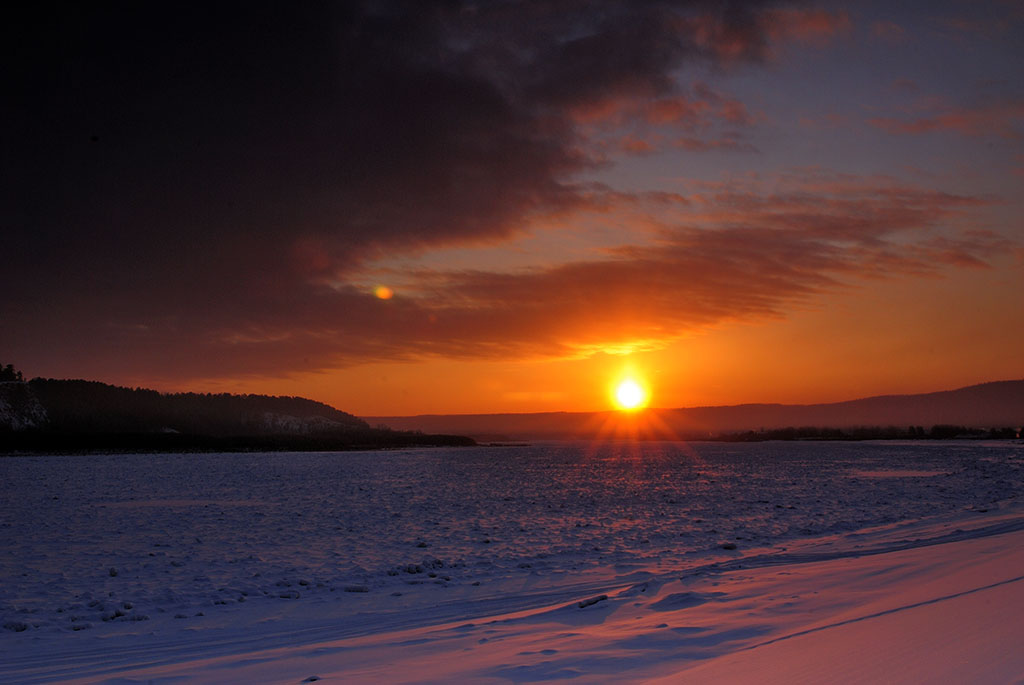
[374,285,394,300]
[614,379,647,411]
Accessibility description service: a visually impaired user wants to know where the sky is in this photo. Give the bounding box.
[4,0,1023,416]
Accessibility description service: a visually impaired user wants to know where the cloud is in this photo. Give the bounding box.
[871,20,906,43]
[891,78,920,93]
[933,10,1022,40]
[1,2,1008,385]
[617,135,659,155]
[11,172,1004,382]
[764,8,852,47]
[372,175,1005,358]
[868,100,1024,138]
[672,134,759,153]
[338,175,1005,364]
[570,81,760,158]
[4,2,792,273]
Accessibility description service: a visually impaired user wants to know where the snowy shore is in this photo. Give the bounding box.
[1,441,1021,683]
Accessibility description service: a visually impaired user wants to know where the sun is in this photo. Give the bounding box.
[613,378,648,411]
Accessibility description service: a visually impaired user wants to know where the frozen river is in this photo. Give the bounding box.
[1,440,1022,682]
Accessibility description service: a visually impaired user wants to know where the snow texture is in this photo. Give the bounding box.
[1,440,1022,683]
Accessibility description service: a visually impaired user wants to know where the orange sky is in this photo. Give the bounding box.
[181,258,1024,416]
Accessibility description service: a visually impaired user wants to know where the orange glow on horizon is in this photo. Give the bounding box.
[159,267,1024,418]
[374,285,394,300]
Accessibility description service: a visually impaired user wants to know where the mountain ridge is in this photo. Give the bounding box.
[365,380,1024,440]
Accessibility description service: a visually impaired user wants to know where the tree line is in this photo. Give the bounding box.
[722,424,1019,441]
[27,377,370,436]
[0,363,24,382]
[0,363,476,452]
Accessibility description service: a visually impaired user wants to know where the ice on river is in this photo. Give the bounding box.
[1,440,1022,683]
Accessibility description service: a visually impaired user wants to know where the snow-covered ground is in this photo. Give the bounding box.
[1,440,1022,683]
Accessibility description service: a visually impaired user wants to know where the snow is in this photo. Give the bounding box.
[0,382,48,431]
[1,440,1022,683]
[257,411,359,435]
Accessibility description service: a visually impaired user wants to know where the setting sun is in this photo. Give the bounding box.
[614,379,648,411]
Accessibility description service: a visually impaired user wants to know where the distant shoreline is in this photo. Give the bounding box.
[0,431,476,456]
[5,433,1021,457]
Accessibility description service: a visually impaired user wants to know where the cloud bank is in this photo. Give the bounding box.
[2,1,1008,383]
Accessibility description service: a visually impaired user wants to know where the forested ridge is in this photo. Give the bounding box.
[0,364,474,452]
[26,378,368,435]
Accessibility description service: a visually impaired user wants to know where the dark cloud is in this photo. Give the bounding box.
[5,1,778,276]
[7,168,1004,383]
[4,1,965,384]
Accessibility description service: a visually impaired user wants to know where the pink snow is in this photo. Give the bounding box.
[2,443,1022,683]
[33,512,1024,684]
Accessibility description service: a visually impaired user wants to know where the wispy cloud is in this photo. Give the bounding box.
[22,172,1003,382]
[764,8,852,47]
[869,100,1024,138]
[871,20,907,43]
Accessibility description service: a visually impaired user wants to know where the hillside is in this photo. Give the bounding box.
[25,378,369,436]
[365,380,1024,441]
[0,377,474,452]
[676,380,1024,433]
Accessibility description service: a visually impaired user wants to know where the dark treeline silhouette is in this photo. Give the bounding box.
[1,430,475,454]
[0,363,25,382]
[27,378,369,435]
[1,369,475,452]
[722,425,1019,442]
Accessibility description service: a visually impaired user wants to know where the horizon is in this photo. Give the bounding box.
[361,377,1024,418]
[8,367,1022,420]
[5,2,1024,416]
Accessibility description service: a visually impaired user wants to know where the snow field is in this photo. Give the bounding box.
[1,440,1021,682]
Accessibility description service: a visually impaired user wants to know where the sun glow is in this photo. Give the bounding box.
[613,378,648,411]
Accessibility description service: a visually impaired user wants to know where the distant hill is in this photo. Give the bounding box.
[674,380,1024,433]
[24,378,370,436]
[0,376,474,452]
[365,380,1024,441]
